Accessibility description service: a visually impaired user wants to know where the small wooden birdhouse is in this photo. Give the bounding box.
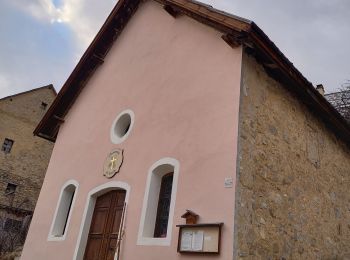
[181,210,199,224]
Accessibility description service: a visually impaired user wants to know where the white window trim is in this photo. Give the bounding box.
[73,181,131,260]
[110,109,135,144]
[47,179,79,241]
[137,158,180,246]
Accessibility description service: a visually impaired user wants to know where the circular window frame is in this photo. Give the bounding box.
[110,109,135,144]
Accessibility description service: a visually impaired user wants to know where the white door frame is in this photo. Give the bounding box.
[73,181,131,260]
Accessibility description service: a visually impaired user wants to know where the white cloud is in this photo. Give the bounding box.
[8,0,116,51]
[5,0,350,93]
[55,0,94,46]
[9,0,61,23]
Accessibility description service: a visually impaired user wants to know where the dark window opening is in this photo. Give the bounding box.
[123,122,131,135]
[51,184,76,237]
[1,138,14,154]
[62,190,75,235]
[114,113,132,138]
[4,218,22,232]
[41,102,48,110]
[5,183,17,195]
[154,172,173,238]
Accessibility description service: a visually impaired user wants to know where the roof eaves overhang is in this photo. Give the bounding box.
[154,0,252,33]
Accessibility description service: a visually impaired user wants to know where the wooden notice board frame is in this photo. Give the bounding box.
[176,223,223,254]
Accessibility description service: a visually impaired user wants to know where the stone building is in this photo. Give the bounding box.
[326,89,350,122]
[0,85,56,254]
[235,56,350,259]
[21,0,350,259]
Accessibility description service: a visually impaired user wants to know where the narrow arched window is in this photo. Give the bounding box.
[137,158,179,246]
[154,173,173,238]
[48,180,78,241]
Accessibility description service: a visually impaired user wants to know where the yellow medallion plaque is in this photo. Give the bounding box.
[103,149,123,178]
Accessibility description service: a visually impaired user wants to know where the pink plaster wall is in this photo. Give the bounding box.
[21,1,242,259]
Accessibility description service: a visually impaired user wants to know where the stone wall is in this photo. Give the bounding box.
[235,53,350,259]
[0,87,55,214]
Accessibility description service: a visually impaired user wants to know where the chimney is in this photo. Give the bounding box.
[316,84,325,96]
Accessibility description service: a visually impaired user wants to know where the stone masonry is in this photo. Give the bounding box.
[0,85,56,252]
[235,54,350,259]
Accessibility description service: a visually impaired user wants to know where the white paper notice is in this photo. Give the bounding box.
[180,231,193,251]
[204,235,212,241]
[191,231,204,251]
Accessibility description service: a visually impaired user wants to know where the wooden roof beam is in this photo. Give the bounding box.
[53,115,65,124]
[163,4,181,18]
[92,54,105,64]
[222,33,242,48]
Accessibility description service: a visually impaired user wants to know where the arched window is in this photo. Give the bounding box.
[137,158,179,246]
[48,180,78,241]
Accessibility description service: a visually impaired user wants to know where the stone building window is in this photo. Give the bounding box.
[41,102,48,110]
[1,138,14,154]
[4,218,22,232]
[5,183,17,195]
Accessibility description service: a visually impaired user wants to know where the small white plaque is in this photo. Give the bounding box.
[224,177,233,188]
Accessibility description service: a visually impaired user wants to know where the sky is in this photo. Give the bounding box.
[0,0,349,98]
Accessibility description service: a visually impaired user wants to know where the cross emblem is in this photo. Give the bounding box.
[110,156,117,170]
[103,149,123,178]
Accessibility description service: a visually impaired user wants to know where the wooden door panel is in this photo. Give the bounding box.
[84,238,103,260]
[111,208,123,234]
[84,190,126,260]
[96,193,114,207]
[108,238,118,253]
[106,241,117,260]
[116,193,126,206]
[90,209,109,234]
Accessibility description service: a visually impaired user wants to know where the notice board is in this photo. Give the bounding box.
[177,223,223,254]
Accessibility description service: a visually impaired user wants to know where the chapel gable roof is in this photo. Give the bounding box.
[34,0,350,145]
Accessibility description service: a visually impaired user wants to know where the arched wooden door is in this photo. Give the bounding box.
[84,190,126,260]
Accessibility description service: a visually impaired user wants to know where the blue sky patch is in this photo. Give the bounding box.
[52,0,64,8]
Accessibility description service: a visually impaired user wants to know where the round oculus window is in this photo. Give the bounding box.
[110,109,135,144]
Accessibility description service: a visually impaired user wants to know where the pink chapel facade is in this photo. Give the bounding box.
[21,0,350,259]
[22,1,242,259]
